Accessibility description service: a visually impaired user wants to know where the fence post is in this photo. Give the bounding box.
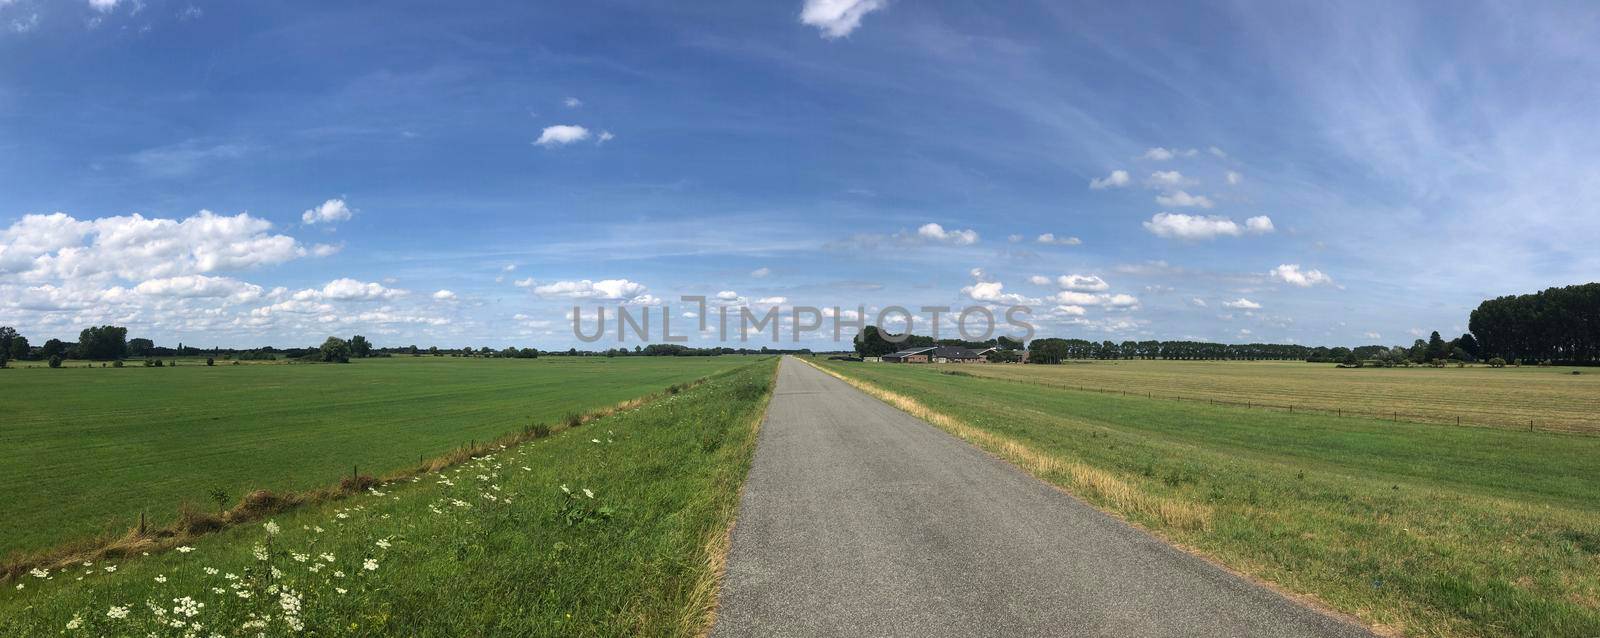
[139,511,146,536]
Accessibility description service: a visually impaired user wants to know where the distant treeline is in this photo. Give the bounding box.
[1469,283,1600,365]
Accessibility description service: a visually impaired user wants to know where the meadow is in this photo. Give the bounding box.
[814,359,1600,638]
[0,355,751,558]
[0,358,778,637]
[951,359,1600,433]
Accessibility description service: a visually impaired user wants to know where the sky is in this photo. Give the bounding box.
[2,0,1598,350]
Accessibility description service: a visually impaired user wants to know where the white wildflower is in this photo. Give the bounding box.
[263,520,281,536]
[66,614,83,630]
[107,605,130,619]
[582,488,594,499]
[363,558,379,571]
[175,546,195,553]
[154,574,167,583]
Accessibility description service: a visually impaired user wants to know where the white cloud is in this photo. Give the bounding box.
[597,130,615,144]
[1027,275,1051,286]
[535,125,591,148]
[1190,297,1207,307]
[1364,331,1383,340]
[564,97,583,108]
[1223,298,1262,310]
[1054,274,1110,291]
[1142,213,1274,240]
[1209,146,1227,158]
[1145,170,1192,188]
[1007,234,1024,243]
[89,0,118,12]
[133,275,262,302]
[432,289,457,300]
[800,0,886,39]
[1089,169,1130,189]
[963,280,1038,305]
[1141,147,1196,161]
[301,198,353,225]
[534,278,649,301]
[1154,190,1214,208]
[297,278,406,302]
[716,290,741,301]
[1226,171,1242,186]
[1048,290,1139,308]
[1053,305,1087,316]
[0,210,308,283]
[310,243,342,257]
[916,222,978,245]
[1269,264,1333,287]
[502,264,517,273]
[1245,216,1275,233]
[750,267,771,278]
[755,296,788,305]
[10,12,38,33]
[1103,293,1140,307]
[513,277,535,287]
[1035,233,1082,246]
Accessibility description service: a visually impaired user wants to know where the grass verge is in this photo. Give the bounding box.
[0,358,777,637]
[809,359,1600,638]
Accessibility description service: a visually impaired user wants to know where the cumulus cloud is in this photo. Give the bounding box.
[301,198,353,225]
[963,280,1038,305]
[1142,213,1274,240]
[513,277,535,287]
[1141,147,1196,161]
[1154,190,1214,208]
[1049,290,1139,308]
[533,278,649,301]
[310,243,343,257]
[750,266,771,278]
[1053,274,1110,291]
[296,278,407,301]
[89,0,118,12]
[1269,264,1331,288]
[0,210,309,283]
[133,275,262,302]
[432,289,457,300]
[755,296,788,305]
[916,222,979,245]
[1145,171,1193,189]
[1190,297,1207,307]
[1222,297,1262,309]
[1035,233,1081,246]
[535,125,591,147]
[800,0,886,39]
[1089,169,1130,189]
[564,97,583,108]
[1226,171,1242,186]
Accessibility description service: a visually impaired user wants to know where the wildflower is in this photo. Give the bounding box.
[175,546,195,553]
[104,565,118,573]
[363,558,379,571]
[591,438,600,443]
[319,553,335,563]
[291,553,309,563]
[263,520,281,536]
[335,587,348,595]
[583,488,594,499]
[107,605,130,619]
[66,614,84,630]
[375,539,391,549]
[252,545,268,561]
[29,568,49,578]
[336,512,350,519]
[333,570,345,578]
[172,596,203,618]
[560,484,571,494]
[203,567,219,575]
[13,583,21,590]
[313,526,325,533]
[154,574,168,583]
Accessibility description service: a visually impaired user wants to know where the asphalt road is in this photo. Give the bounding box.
[710,357,1375,638]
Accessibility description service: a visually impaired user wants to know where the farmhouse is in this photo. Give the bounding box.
[881,345,995,363]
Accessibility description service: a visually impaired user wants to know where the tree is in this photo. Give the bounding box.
[7,334,28,362]
[319,337,352,363]
[1424,331,1449,362]
[0,326,15,367]
[78,325,129,360]
[428,346,440,356]
[349,335,373,358]
[128,338,155,357]
[1027,338,1071,364]
[48,354,63,368]
[997,335,1024,351]
[1409,339,1430,364]
[1454,333,1480,360]
[41,338,67,360]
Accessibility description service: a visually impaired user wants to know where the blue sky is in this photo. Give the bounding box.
[2,0,1598,349]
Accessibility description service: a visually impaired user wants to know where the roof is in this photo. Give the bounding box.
[884,346,937,358]
[933,346,990,359]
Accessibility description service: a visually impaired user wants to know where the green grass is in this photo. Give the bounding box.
[815,359,1600,638]
[0,356,751,558]
[948,359,1600,433]
[0,358,777,637]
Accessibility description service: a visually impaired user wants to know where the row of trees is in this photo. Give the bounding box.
[852,326,1024,358]
[1469,283,1600,365]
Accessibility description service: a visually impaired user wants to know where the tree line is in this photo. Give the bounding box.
[1469,283,1599,365]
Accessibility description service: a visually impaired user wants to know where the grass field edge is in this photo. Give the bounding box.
[1,356,779,586]
[798,358,1395,638]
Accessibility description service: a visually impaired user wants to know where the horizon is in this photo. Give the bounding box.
[4,1,1599,349]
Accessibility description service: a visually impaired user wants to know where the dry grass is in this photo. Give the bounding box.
[800,358,1211,531]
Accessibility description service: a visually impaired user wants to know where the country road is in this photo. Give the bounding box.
[710,357,1375,638]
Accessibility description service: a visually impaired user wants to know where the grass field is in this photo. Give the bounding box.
[0,356,752,558]
[946,359,1600,434]
[0,358,778,637]
[814,359,1600,638]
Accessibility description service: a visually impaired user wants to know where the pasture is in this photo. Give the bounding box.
[0,358,778,637]
[0,355,751,558]
[950,359,1600,433]
[815,359,1600,637]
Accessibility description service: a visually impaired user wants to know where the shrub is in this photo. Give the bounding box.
[205,357,215,366]
[1488,357,1507,368]
[112,359,124,368]
[47,354,62,368]
[529,422,552,439]
[564,412,584,428]
[339,474,378,493]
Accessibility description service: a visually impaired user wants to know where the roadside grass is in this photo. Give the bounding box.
[0,355,750,557]
[0,358,778,637]
[947,359,1600,434]
[812,359,1600,638]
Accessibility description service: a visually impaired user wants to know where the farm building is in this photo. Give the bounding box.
[881,346,996,363]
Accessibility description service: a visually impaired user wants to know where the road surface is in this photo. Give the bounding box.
[711,357,1373,638]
